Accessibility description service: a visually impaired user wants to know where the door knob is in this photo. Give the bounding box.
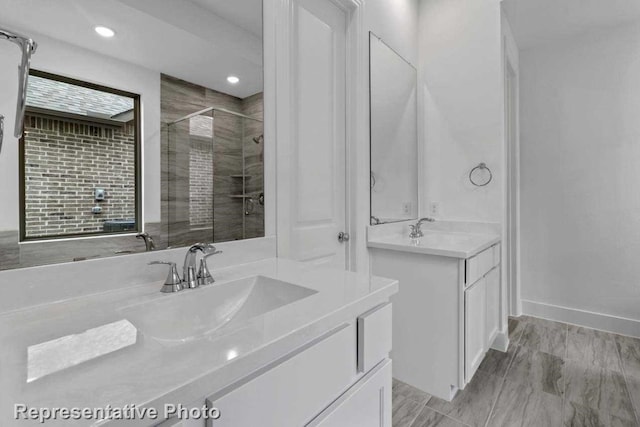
[338,231,350,243]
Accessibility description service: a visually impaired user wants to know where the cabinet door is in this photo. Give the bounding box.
[307,359,392,427]
[485,267,500,347]
[207,325,356,427]
[465,277,486,384]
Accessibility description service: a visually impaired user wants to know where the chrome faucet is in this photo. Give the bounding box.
[149,243,222,293]
[183,243,222,289]
[136,232,156,251]
[409,217,435,239]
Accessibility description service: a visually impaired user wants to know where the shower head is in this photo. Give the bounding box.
[253,134,264,144]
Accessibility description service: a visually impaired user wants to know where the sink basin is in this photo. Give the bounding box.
[119,275,317,343]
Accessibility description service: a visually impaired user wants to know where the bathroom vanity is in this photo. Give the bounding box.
[367,221,504,401]
[0,242,397,426]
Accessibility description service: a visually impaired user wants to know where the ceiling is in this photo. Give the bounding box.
[0,0,263,98]
[502,0,640,49]
[190,0,263,39]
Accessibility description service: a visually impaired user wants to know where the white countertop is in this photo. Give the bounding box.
[0,258,397,426]
[368,230,501,258]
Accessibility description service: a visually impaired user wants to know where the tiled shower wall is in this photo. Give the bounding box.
[241,92,265,240]
[160,74,264,246]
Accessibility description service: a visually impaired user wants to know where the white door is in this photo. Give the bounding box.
[276,0,348,268]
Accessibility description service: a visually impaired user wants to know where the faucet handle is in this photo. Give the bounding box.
[198,259,215,286]
[198,249,222,285]
[149,261,183,293]
[199,249,222,286]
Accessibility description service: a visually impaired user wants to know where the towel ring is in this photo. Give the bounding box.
[469,163,492,187]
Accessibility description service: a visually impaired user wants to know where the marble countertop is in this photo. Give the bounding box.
[368,230,501,258]
[0,258,397,426]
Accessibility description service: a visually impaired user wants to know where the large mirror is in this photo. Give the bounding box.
[0,0,264,270]
[369,32,418,225]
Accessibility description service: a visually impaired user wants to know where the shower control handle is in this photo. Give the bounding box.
[338,231,350,243]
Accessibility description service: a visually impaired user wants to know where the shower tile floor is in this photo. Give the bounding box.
[392,316,640,427]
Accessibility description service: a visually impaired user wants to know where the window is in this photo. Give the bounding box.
[20,70,141,241]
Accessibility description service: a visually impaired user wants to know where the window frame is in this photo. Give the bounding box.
[19,69,142,242]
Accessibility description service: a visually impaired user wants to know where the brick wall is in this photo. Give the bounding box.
[23,114,136,238]
[189,137,214,228]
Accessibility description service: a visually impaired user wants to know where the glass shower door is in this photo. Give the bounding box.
[167,110,215,247]
[167,108,264,246]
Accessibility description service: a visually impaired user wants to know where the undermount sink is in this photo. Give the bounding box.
[119,275,317,343]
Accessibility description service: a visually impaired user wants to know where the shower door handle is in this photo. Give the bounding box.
[338,231,350,243]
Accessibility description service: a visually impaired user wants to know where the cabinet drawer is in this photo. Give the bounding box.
[357,303,392,373]
[466,244,499,286]
[206,324,357,427]
[306,359,392,427]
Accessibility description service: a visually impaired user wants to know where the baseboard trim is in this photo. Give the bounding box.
[490,329,509,352]
[522,300,640,338]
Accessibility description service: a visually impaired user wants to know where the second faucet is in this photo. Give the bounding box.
[409,217,435,239]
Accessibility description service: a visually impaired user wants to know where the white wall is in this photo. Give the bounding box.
[0,31,161,231]
[520,22,640,331]
[418,0,504,222]
[366,0,418,65]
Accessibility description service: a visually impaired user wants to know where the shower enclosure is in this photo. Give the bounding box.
[166,107,264,247]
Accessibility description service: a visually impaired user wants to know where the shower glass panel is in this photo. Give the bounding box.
[167,108,264,247]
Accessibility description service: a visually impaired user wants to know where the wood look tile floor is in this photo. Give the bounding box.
[392,316,640,427]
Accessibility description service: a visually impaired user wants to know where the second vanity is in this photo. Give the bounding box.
[368,220,504,401]
[0,240,397,427]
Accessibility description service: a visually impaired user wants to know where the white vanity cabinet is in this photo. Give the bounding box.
[369,241,503,401]
[464,246,501,383]
[154,304,393,427]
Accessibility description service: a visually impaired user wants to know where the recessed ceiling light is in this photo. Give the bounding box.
[94,26,115,38]
[227,76,240,84]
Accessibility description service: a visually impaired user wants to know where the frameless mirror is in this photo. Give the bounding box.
[369,32,418,225]
[0,0,264,270]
